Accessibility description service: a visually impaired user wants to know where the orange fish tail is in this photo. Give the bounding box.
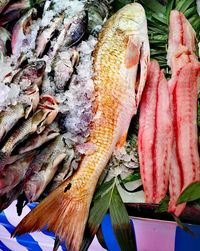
[13,179,92,251]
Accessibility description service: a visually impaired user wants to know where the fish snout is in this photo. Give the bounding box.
[38,95,59,126]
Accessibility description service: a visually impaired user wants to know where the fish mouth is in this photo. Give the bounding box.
[38,95,58,110]
[24,182,38,202]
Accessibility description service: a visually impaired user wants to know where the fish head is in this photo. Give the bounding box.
[13,60,46,86]
[24,175,43,202]
[114,3,147,36]
[26,60,46,79]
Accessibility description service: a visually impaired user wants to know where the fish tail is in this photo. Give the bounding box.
[12,179,92,251]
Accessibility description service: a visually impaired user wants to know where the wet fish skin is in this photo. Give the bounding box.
[13,4,149,250]
[53,49,79,91]
[0,182,23,212]
[0,95,58,160]
[64,11,87,48]
[18,123,60,154]
[0,84,40,143]
[2,0,31,15]
[0,151,35,195]
[24,136,67,202]
[0,0,9,13]
[49,148,75,192]
[0,27,10,61]
[11,8,37,56]
[36,14,64,58]
[85,0,109,36]
[11,60,46,87]
[0,104,25,143]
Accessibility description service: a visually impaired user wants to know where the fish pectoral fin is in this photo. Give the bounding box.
[125,36,140,69]
[116,132,128,149]
[136,39,150,109]
[13,180,91,251]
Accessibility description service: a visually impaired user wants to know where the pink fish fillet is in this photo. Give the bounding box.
[167,10,196,70]
[167,10,200,216]
[138,61,173,203]
[168,62,200,216]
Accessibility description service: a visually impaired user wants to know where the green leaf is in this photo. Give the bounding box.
[112,0,132,11]
[184,6,198,18]
[156,195,170,213]
[121,172,141,184]
[110,185,137,251]
[175,0,194,13]
[140,0,166,14]
[93,178,115,201]
[88,179,116,235]
[151,13,168,25]
[166,0,175,22]
[177,181,200,204]
[96,226,108,250]
[173,215,196,236]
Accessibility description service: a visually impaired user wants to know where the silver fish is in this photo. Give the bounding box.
[0,95,58,164]
[11,8,37,56]
[0,85,39,143]
[0,27,10,61]
[18,123,60,154]
[36,14,64,57]
[49,148,75,192]
[63,11,87,48]
[85,0,109,36]
[24,136,67,202]
[0,151,35,195]
[11,60,46,87]
[53,49,79,90]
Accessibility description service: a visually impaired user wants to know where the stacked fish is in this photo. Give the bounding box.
[0,0,111,211]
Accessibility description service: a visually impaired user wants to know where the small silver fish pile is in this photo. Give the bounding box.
[0,0,111,211]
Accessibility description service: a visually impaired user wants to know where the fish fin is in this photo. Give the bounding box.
[124,37,140,68]
[13,180,91,251]
[116,132,127,149]
[136,40,150,109]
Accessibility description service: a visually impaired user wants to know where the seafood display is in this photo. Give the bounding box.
[13,2,150,250]
[0,0,199,250]
[0,0,112,214]
[138,9,200,217]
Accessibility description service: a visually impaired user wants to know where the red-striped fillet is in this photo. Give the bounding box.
[168,62,200,216]
[138,61,173,203]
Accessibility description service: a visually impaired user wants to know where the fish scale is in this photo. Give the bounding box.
[13,4,149,251]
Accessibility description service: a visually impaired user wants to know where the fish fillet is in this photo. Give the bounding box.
[138,60,173,203]
[168,62,200,216]
[167,10,200,216]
